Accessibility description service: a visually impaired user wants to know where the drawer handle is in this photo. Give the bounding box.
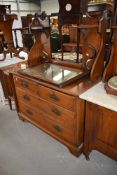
[53,125,62,133]
[23,95,30,101]
[49,93,59,101]
[52,107,61,116]
[21,81,29,88]
[26,109,33,115]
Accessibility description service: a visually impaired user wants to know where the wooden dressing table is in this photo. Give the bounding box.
[10,1,114,157]
[12,66,95,156]
[11,25,94,156]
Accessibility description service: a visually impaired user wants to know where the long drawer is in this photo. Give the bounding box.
[16,88,75,129]
[18,103,75,144]
[14,76,38,95]
[14,76,76,111]
[37,85,76,111]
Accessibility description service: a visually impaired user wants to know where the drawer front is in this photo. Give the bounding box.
[38,85,76,111]
[19,103,75,144]
[14,76,38,94]
[16,88,75,129]
[19,103,45,124]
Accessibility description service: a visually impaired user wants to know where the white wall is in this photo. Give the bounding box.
[19,2,40,16]
[41,0,59,15]
[1,0,17,12]
[0,0,41,16]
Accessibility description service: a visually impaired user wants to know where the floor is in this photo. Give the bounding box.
[0,102,117,175]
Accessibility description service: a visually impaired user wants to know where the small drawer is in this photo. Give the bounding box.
[18,103,46,125]
[16,88,39,107]
[16,88,75,130]
[36,100,75,129]
[38,85,76,111]
[43,117,75,144]
[14,76,38,94]
[19,103,75,144]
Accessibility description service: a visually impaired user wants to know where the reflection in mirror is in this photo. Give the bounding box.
[50,0,114,67]
[50,13,81,62]
[89,0,113,4]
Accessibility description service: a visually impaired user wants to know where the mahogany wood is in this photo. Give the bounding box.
[28,14,51,66]
[11,70,95,157]
[90,12,108,81]
[103,27,117,82]
[104,83,117,96]
[83,102,117,161]
[0,62,27,109]
[102,2,117,95]
[0,14,25,61]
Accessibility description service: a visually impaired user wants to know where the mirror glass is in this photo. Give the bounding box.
[50,0,114,64]
[50,21,81,63]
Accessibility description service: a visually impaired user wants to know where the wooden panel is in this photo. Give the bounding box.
[15,88,75,130]
[14,76,38,95]
[18,103,75,144]
[38,85,76,111]
[69,26,77,43]
[84,102,117,161]
[93,105,117,150]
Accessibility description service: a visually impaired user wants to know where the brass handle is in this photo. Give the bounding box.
[21,81,29,88]
[53,125,62,133]
[26,109,33,115]
[49,93,59,101]
[52,107,61,116]
[23,95,30,101]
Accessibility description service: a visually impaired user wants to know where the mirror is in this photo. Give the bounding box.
[50,23,79,62]
[50,0,114,65]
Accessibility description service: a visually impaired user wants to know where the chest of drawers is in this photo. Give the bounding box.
[12,74,86,157]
